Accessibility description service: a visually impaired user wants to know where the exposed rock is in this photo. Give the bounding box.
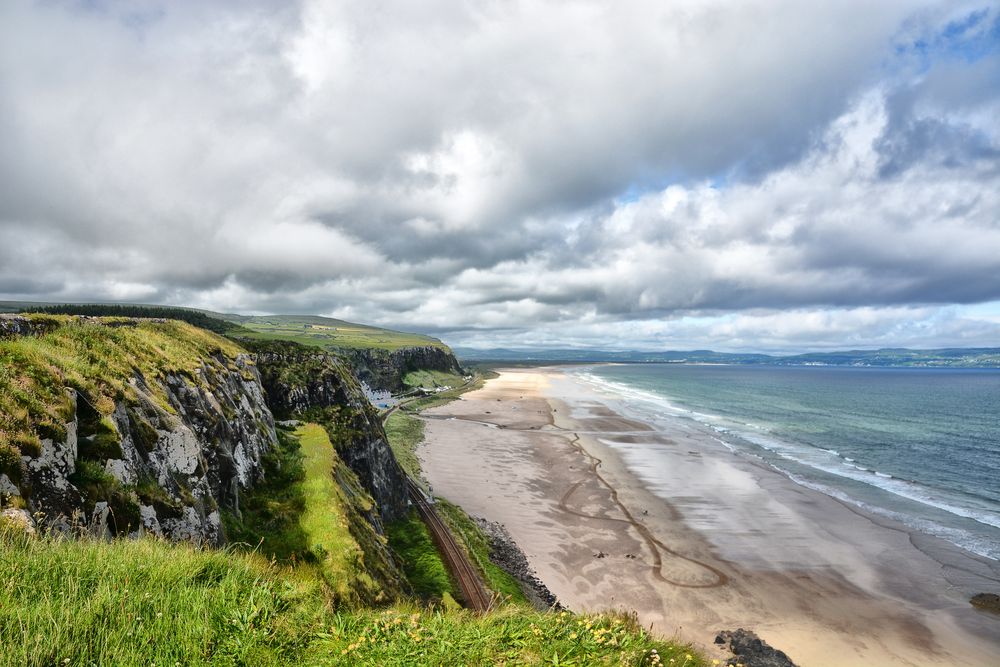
[17,354,276,545]
[474,516,562,610]
[342,346,463,392]
[0,473,19,497]
[0,314,60,339]
[714,629,798,667]
[971,593,1000,614]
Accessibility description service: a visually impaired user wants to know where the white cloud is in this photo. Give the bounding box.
[0,1,998,351]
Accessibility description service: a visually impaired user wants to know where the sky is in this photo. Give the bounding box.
[2,0,999,352]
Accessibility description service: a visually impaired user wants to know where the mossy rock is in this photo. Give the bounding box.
[971,593,1000,614]
[128,409,160,453]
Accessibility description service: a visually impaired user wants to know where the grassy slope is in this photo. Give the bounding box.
[0,529,330,666]
[223,423,394,607]
[230,314,447,352]
[0,524,703,666]
[385,509,457,600]
[296,423,382,603]
[402,368,466,389]
[222,427,311,563]
[383,410,424,480]
[0,315,245,480]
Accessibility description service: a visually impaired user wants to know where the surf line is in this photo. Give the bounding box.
[556,431,728,589]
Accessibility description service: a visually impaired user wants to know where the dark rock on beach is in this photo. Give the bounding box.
[715,629,798,667]
[970,592,1000,614]
[474,516,562,610]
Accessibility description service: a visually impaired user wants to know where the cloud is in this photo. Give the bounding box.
[1,1,999,351]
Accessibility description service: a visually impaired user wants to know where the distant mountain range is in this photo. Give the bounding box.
[455,347,1000,368]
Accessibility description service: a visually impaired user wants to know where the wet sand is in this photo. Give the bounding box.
[418,368,1000,666]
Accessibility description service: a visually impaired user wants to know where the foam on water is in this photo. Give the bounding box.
[571,366,1000,560]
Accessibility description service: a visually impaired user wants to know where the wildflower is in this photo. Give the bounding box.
[570,632,577,639]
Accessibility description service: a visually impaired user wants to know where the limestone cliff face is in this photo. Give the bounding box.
[0,316,277,545]
[1,316,415,547]
[251,342,408,522]
[343,346,463,392]
[12,354,276,545]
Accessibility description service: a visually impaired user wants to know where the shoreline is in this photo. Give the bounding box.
[417,367,1000,666]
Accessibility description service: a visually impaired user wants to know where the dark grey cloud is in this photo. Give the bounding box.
[1,0,999,350]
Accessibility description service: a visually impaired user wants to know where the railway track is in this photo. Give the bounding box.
[379,384,492,613]
[405,477,492,613]
[380,382,493,614]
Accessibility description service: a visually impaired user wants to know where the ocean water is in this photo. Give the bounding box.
[573,364,1000,561]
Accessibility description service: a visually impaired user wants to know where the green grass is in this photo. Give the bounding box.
[0,528,329,667]
[229,315,447,352]
[402,369,466,389]
[315,604,704,666]
[223,423,397,607]
[383,411,424,480]
[223,427,311,563]
[386,510,457,600]
[0,525,704,666]
[296,423,384,605]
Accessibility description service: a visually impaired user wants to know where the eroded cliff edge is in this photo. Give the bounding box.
[0,315,275,544]
[248,340,408,522]
[0,314,409,546]
[342,345,463,392]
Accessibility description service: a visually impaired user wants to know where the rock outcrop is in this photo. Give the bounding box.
[714,629,798,667]
[342,346,463,392]
[0,317,277,545]
[1,316,416,547]
[14,354,275,545]
[971,592,1000,614]
[0,314,60,338]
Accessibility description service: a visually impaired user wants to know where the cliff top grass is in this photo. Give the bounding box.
[0,315,246,470]
[227,314,449,351]
[0,525,704,666]
[402,368,466,389]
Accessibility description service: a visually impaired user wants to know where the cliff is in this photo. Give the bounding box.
[248,340,408,522]
[0,315,416,544]
[0,315,275,544]
[343,345,463,392]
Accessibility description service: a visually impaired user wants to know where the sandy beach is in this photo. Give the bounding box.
[418,368,1000,666]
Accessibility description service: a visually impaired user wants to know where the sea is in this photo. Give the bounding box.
[571,363,1000,561]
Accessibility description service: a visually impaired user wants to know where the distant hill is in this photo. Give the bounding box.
[223,313,448,352]
[0,301,448,352]
[456,347,1000,368]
